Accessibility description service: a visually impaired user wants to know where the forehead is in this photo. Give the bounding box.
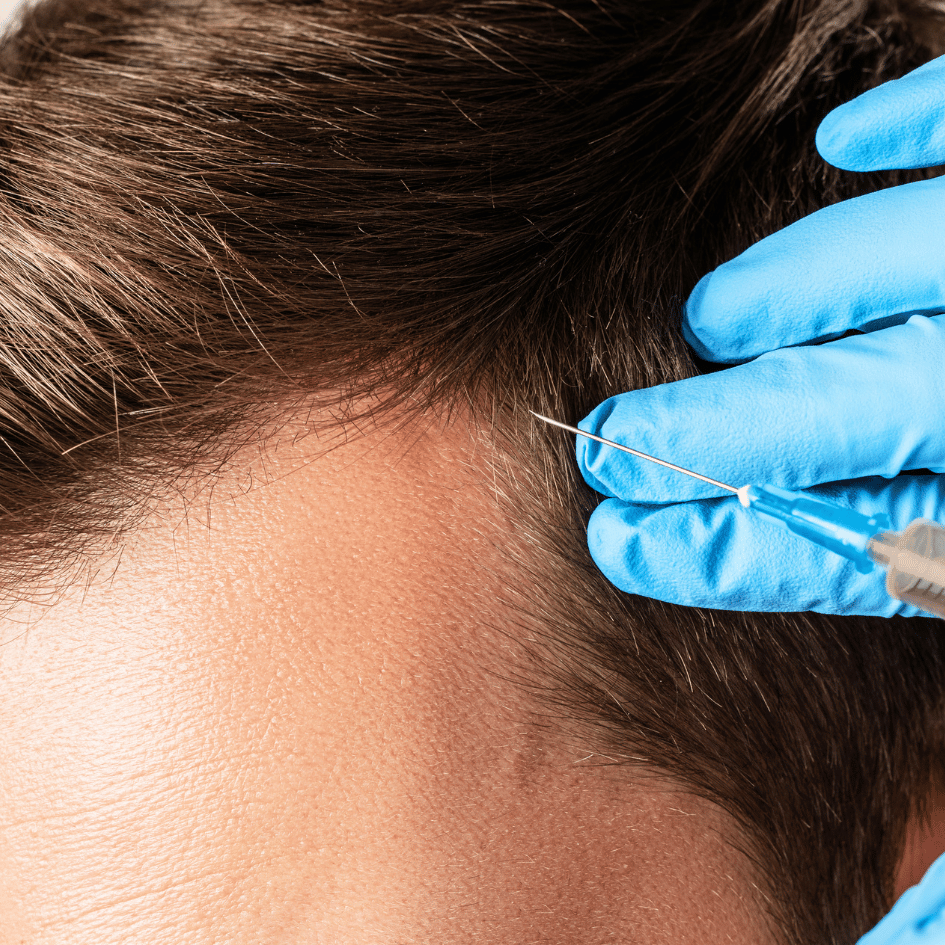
[0,403,773,944]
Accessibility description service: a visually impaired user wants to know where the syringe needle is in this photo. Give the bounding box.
[529,411,740,494]
[530,414,945,620]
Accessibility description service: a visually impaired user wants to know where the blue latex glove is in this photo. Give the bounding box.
[576,55,945,617]
[857,850,945,945]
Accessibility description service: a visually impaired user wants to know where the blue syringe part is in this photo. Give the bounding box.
[736,483,891,574]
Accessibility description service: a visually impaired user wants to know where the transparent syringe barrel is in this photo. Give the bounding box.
[868,520,945,619]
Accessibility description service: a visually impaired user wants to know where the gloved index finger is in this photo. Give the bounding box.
[683,175,945,365]
[578,313,945,505]
[817,53,945,172]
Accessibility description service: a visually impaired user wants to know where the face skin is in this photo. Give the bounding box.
[895,778,945,900]
[0,400,816,943]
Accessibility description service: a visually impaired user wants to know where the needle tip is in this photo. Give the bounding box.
[528,409,560,426]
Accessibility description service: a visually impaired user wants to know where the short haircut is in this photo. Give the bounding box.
[2,0,945,940]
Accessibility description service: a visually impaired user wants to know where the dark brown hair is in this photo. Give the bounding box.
[2,0,945,941]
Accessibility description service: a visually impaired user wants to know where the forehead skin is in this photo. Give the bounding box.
[0,403,775,944]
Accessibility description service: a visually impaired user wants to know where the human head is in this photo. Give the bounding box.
[1,1,945,942]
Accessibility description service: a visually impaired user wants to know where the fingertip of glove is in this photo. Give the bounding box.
[575,400,621,498]
[586,500,642,594]
[683,271,755,364]
[815,88,945,172]
[681,275,717,361]
[815,106,867,171]
[577,399,615,450]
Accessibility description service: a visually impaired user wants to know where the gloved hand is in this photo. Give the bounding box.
[576,54,945,617]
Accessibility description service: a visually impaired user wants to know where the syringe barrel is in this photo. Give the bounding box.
[868,521,945,619]
[741,484,891,574]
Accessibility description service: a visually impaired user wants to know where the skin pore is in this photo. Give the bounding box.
[0,399,777,944]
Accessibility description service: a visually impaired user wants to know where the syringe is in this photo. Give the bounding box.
[531,411,945,619]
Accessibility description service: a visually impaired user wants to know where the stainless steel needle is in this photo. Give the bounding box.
[529,410,739,495]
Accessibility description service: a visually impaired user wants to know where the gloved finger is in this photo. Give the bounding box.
[816,54,945,172]
[586,474,945,618]
[855,849,945,944]
[577,313,945,505]
[682,175,945,364]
